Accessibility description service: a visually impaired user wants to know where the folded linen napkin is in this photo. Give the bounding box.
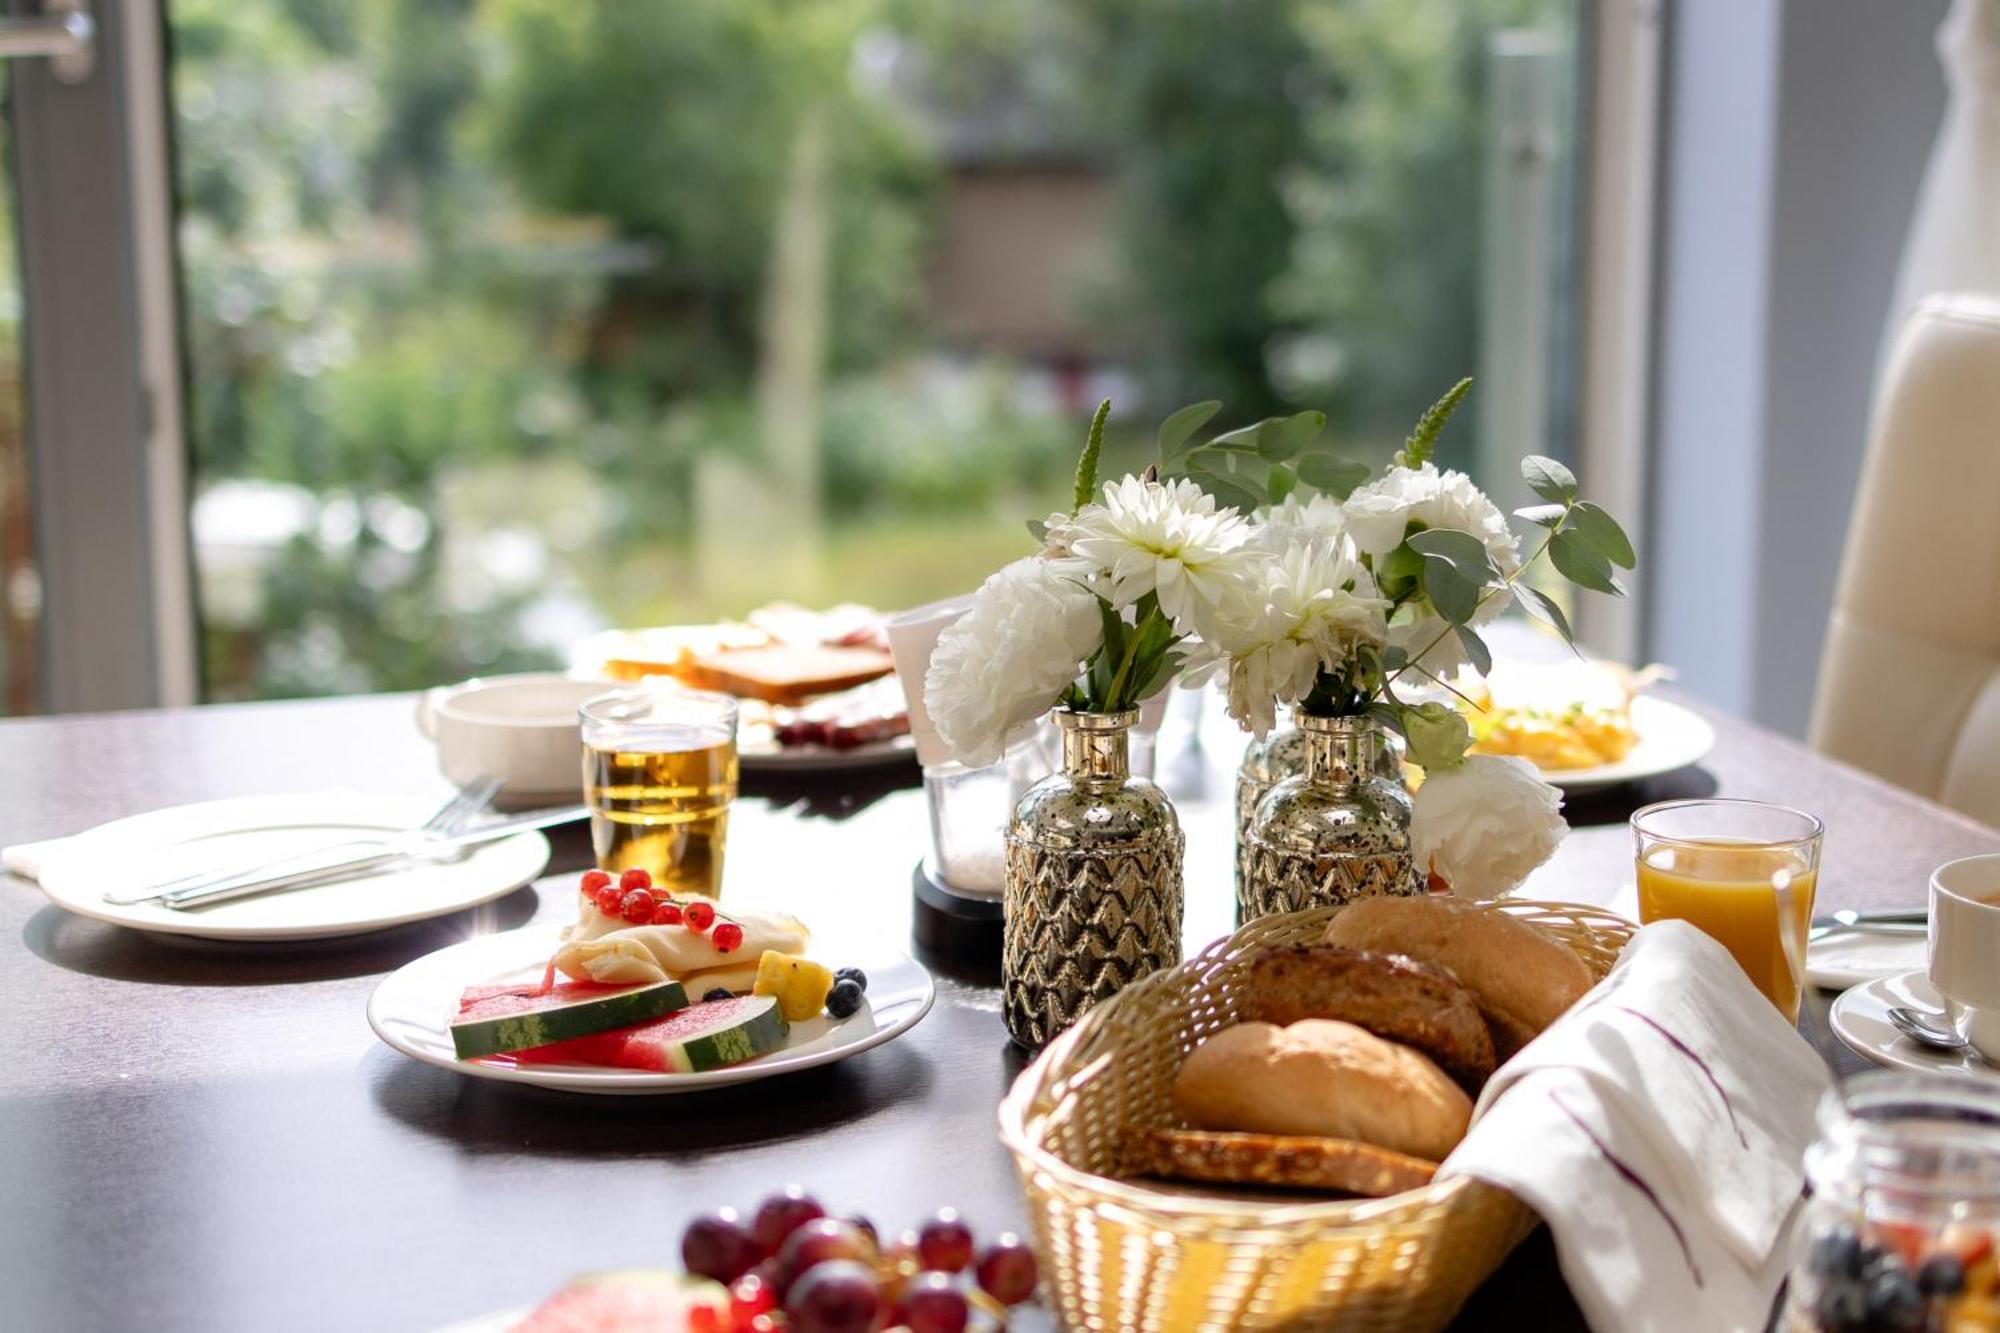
[1440,919,1832,1333]
[2,836,63,882]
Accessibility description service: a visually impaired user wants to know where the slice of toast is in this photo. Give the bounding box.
[680,643,895,706]
[1148,1128,1439,1197]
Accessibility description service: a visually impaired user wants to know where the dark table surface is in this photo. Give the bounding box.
[3,684,1996,1333]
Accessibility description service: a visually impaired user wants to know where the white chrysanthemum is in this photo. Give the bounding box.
[1344,463,1523,674]
[1252,492,1348,553]
[924,557,1101,767]
[1411,754,1567,900]
[1054,475,1253,638]
[1204,536,1390,735]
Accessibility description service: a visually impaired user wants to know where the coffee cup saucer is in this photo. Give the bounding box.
[1830,968,2000,1078]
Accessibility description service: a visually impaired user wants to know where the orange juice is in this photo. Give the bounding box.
[1637,838,1817,1020]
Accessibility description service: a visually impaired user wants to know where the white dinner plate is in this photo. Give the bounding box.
[33,792,551,942]
[1535,695,1717,791]
[1829,969,1998,1078]
[1807,928,1928,991]
[368,926,935,1094]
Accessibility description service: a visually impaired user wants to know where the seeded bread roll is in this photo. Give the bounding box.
[1172,1020,1472,1162]
[1239,944,1497,1090]
[1321,895,1594,1058]
[1149,1128,1439,1197]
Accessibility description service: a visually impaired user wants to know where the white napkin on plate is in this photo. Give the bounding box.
[1440,919,1832,1333]
[2,836,65,882]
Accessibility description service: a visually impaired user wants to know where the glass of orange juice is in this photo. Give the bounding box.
[1632,799,1824,1022]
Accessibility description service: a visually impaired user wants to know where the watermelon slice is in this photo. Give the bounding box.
[450,979,689,1059]
[608,994,790,1073]
[512,1270,728,1333]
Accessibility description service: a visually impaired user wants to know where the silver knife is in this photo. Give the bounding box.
[153,805,589,911]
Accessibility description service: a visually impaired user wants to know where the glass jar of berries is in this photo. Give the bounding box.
[1784,1071,2000,1333]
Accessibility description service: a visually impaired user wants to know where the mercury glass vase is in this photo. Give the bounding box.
[1240,712,1420,922]
[1003,708,1184,1049]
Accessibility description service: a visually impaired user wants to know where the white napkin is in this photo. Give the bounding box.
[2,836,64,882]
[1440,919,1832,1333]
[885,595,976,768]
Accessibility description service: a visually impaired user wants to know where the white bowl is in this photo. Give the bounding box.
[417,673,612,806]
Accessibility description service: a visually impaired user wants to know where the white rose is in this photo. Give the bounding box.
[923,556,1101,767]
[1410,754,1567,900]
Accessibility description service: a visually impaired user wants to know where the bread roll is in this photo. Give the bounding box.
[1240,944,1497,1090]
[1149,1129,1439,1197]
[1172,1020,1471,1162]
[1321,895,1593,1056]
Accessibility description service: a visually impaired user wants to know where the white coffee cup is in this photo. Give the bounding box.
[1928,853,2000,1060]
[416,673,614,808]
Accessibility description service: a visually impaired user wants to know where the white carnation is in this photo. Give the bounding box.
[1344,463,1523,674]
[1203,536,1389,735]
[1410,754,1567,900]
[1253,492,1348,552]
[1054,475,1253,639]
[924,557,1101,767]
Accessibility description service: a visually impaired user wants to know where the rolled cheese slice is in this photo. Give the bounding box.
[554,904,808,985]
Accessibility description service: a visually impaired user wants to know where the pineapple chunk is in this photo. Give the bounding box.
[753,950,836,1021]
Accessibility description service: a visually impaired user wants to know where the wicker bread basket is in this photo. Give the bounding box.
[997,898,1636,1332]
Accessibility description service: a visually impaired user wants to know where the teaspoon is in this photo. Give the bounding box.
[1886,1005,1989,1065]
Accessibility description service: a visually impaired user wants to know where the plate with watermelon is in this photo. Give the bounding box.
[367,926,935,1094]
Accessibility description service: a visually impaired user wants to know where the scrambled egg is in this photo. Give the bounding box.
[1465,700,1639,770]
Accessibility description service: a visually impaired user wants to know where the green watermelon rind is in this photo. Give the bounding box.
[451,980,691,1059]
[639,995,791,1072]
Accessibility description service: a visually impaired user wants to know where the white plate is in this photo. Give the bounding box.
[1830,969,1998,1078]
[738,733,916,774]
[1536,695,1717,791]
[1808,929,1929,991]
[368,926,935,1094]
[34,793,551,942]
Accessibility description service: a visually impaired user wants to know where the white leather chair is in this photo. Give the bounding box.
[1811,293,2000,824]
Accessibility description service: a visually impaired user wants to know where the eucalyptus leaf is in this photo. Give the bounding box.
[1366,701,1407,737]
[1569,500,1637,569]
[1522,455,1579,504]
[1549,528,1624,596]
[1267,465,1298,506]
[1026,518,1048,543]
[1297,451,1371,498]
[1380,644,1409,671]
[1453,624,1493,676]
[1205,421,1269,452]
[1519,584,1577,645]
[1156,400,1222,459]
[1419,557,1482,625]
[1407,528,1502,584]
[1399,701,1472,771]
[1188,461,1264,514]
[1257,410,1326,463]
[1373,542,1424,599]
[1512,502,1567,528]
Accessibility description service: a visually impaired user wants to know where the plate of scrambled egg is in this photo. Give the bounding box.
[1456,661,1715,791]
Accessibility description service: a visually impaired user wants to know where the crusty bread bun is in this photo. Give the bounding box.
[679,644,894,706]
[1149,1128,1439,1197]
[1321,895,1594,1057]
[1172,1020,1471,1162]
[1240,944,1496,1090]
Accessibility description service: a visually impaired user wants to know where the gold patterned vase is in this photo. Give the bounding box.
[1240,712,1419,922]
[1234,718,1310,909]
[1003,708,1184,1049]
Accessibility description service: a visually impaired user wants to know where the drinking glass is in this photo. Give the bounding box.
[580,687,739,899]
[1632,798,1823,1021]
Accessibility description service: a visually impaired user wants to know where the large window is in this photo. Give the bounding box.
[168,0,1583,702]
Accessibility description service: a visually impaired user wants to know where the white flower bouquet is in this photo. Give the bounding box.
[924,381,1635,899]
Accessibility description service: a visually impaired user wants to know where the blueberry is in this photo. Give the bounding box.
[1916,1252,1966,1297]
[834,966,868,992]
[825,978,865,1019]
[703,987,734,1002]
[1809,1226,1865,1279]
[1864,1269,1924,1332]
[1814,1279,1867,1333]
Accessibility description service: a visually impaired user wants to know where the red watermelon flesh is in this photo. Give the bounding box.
[456,980,627,1017]
[506,996,788,1073]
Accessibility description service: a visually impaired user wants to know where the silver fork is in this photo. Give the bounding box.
[108,776,502,906]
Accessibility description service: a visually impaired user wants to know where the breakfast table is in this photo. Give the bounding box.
[3,684,1996,1333]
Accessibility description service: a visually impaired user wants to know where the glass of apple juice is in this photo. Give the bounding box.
[1632,798,1824,1022]
[580,687,739,900]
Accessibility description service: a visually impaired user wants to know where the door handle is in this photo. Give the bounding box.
[0,0,92,84]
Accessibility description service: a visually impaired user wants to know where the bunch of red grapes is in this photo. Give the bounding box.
[681,1188,1038,1333]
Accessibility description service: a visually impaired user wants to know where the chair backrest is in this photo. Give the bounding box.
[1810,292,2000,825]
